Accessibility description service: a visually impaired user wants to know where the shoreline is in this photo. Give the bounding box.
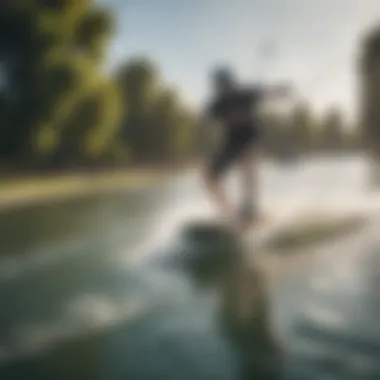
[0,167,183,213]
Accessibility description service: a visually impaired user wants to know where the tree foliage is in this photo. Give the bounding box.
[261,103,359,157]
[0,0,121,167]
[0,0,367,174]
[115,57,198,164]
[360,25,380,154]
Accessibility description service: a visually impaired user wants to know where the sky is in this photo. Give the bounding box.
[100,0,380,121]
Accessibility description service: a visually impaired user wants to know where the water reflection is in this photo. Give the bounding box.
[1,157,380,379]
[0,200,279,380]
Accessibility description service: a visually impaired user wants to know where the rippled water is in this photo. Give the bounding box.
[1,156,380,379]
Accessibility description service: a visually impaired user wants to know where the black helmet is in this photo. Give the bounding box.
[211,66,235,89]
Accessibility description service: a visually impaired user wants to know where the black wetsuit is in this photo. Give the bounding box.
[206,86,263,179]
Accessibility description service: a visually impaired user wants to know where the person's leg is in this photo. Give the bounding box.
[203,174,235,221]
[237,146,259,225]
[203,139,237,222]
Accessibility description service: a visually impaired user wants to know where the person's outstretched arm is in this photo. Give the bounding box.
[259,83,294,101]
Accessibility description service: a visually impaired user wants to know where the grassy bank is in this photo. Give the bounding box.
[0,168,173,212]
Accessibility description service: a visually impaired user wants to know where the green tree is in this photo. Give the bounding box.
[260,110,287,156]
[359,24,380,185]
[320,107,345,152]
[288,102,315,153]
[116,57,198,165]
[0,1,122,167]
[115,57,159,162]
[148,88,180,162]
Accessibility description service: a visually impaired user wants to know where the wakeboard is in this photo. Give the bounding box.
[180,213,274,244]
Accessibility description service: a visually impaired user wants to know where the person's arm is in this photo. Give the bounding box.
[260,83,294,101]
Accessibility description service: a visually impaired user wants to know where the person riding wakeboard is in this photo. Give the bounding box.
[202,66,292,231]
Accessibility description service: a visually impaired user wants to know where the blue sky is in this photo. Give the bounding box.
[99,0,380,121]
